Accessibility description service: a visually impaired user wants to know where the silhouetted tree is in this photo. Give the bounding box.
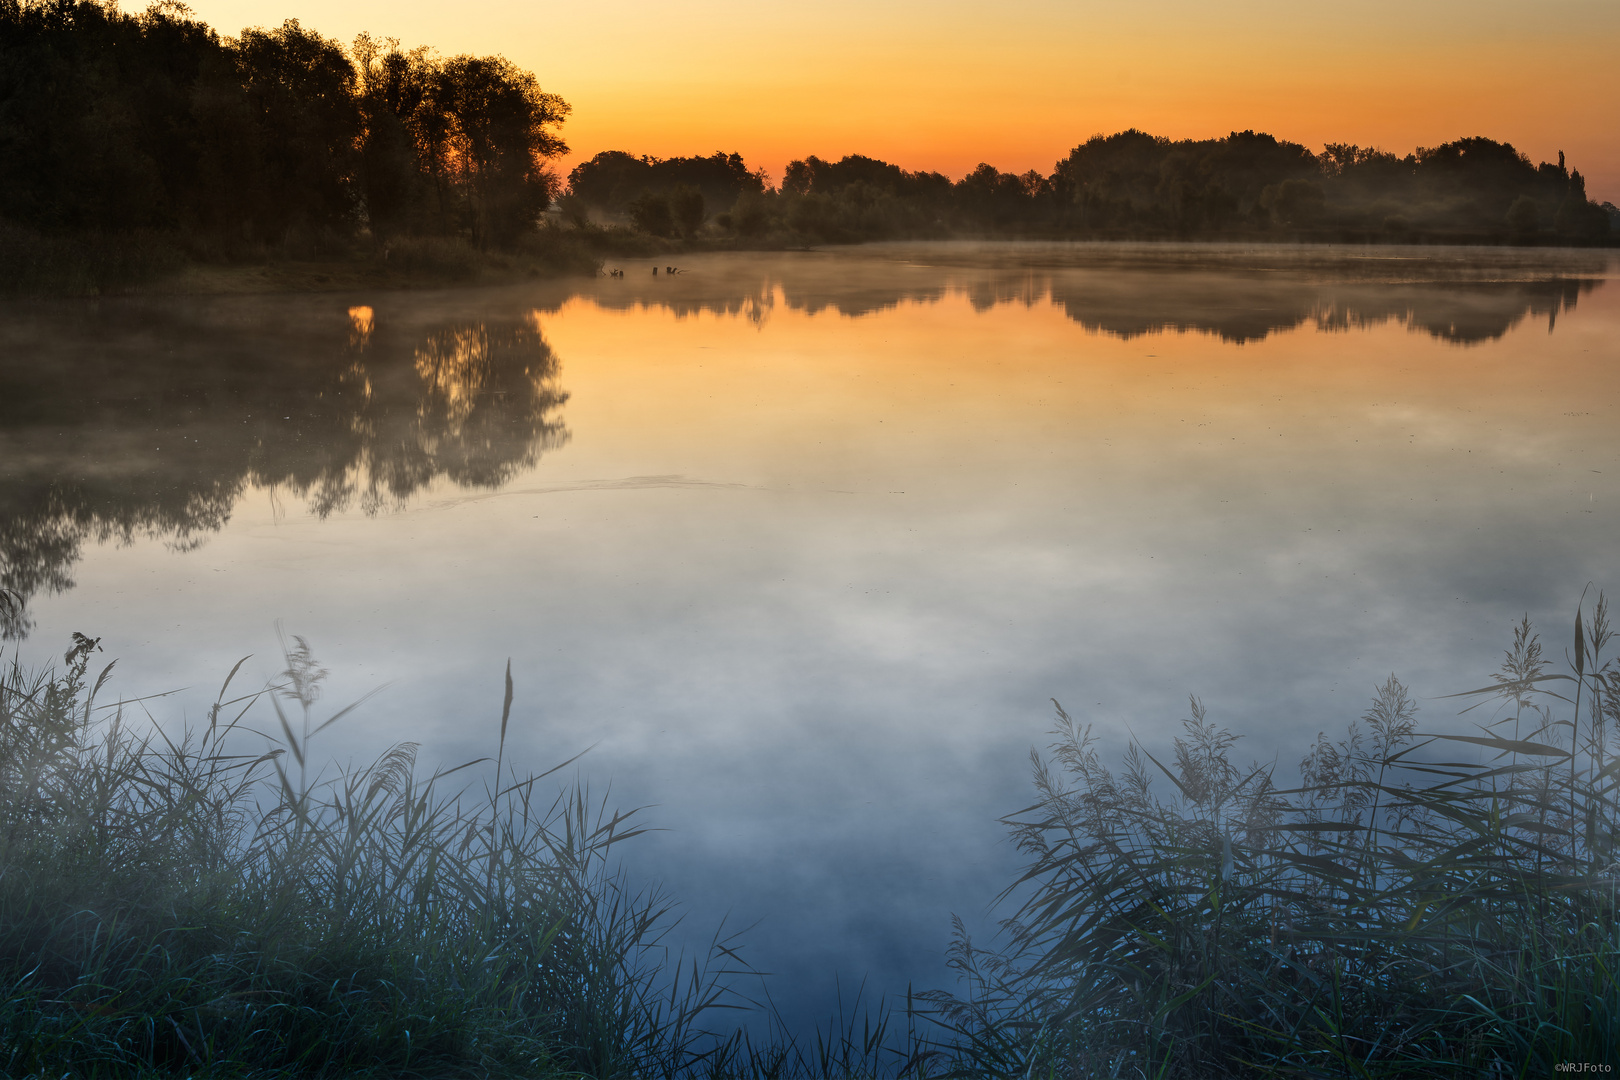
[352,33,439,237]
[955,163,1051,231]
[229,19,361,246]
[430,55,567,246]
[727,189,772,237]
[669,184,705,236]
[566,150,761,225]
[0,0,223,231]
[628,191,673,237]
[1506,194,1541,234]
[0,2,570,257]
[0,5,1610,255]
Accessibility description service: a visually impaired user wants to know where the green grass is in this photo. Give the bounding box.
[5,598,1618,1078]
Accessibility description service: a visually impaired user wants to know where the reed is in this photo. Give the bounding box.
[5,597,1616,1078]
[921,597,1620,1078]
[0,634,739,1078]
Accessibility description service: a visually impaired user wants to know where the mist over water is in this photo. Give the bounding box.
[4,242,1619,1035]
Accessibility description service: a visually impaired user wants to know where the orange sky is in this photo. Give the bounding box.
[184,0,1620,202]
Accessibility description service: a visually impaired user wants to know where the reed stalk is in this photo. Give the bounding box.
[0,636,742,1078]
[919,596,1620,1078]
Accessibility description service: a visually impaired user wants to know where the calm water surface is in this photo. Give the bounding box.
[4,242,1619,1029]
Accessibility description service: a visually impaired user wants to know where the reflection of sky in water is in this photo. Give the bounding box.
[5,244,1620,1033]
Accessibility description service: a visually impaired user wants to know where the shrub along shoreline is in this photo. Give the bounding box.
[2,596,1616,1077]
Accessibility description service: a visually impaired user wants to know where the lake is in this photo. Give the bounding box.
[3,241,1618,1034]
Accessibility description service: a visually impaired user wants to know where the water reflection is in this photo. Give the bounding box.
[0,302,567,638]
[0,245,1610,640]
[4,245,1617,1037]
[562,248,1600,344]
[1048,276,1592,344]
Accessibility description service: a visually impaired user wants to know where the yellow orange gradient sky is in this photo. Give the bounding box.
[181,0,1620,201]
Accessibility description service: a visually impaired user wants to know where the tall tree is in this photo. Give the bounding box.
[228,19,361,244]
[431,55,568,246]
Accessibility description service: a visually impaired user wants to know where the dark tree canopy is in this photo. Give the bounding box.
[1043,130,1608,239]
[229,20,362,240]
[566,150,762,222]
[0,0,570,253]
[432,54,569,244]
[0,2,1610,255]
[647,134,1612,245]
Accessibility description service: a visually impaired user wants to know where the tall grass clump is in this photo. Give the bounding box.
[923,596,1620,1078]
[0,634,738,1078]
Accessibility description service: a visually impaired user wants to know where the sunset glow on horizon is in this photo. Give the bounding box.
[156,0,1620,201]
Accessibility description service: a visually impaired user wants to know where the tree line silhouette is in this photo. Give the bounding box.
[0,0,568,263]
[568,133,1615,244]
[1,0,1614,274]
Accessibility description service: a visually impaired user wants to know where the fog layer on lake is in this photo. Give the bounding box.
[5,242,1619,1032]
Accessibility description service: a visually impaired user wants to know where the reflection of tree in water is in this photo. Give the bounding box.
[1313,279,1592,345]
[0,304,567,639]
[5,256,1606,640]
[563,251,1605,345]
[1045,275,1598,345]
[299,311,568,517]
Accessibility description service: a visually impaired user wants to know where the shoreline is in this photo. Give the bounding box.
[4,227,1617,299]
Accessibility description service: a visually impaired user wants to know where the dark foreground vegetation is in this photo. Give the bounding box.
[922,601,1620,1077]
[0,630,735,1079]
[2,589,1617,1077]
